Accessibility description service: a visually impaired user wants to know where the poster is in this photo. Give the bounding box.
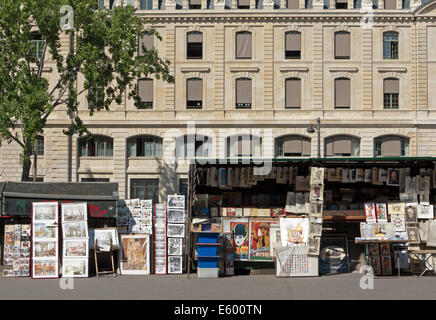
[62,258,88,278]
[390,214,406,232]
[404,203,418,224]
[61,203,87,222]
[93,228,119,251]
[279,217,309,247]
[168,238,183,256]
[375,203,388,223]
[120,234,150,275]
[417,205,434,219]
[310,167,325,185]
[168,256,182,274]
[249,220,279,261]
[230,220,249,261]
[319,235,349,275]
[388,202,405,215]
[364,202,376,223]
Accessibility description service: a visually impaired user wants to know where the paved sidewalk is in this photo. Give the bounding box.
[0,273,435,300]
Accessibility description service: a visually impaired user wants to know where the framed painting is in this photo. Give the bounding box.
[417,205,434,219]
[93,228,119,251]
[120,234,150,275]
[62,258,88,278]
[319,234,350,275]
[310,167,325,185]
[168,238,183,256]
[167,224,185,238]
[386,168,400,186]
[388,202,405,215]
[61,203,87,223]
[63,239,89,258]
[168,256,182,274]
[167,209,185,223]
[33,240,58,259]
[390,214,406,232]
[404,204,418,224]
[32,259,58,279]
[381,255,392,276]
[370,255,382,276]
[375,203,388,223]
[309,217,323,237]
[62,221,89,239]
[167,195,185,209]
[32,202,58,224]
[364,202,376,223]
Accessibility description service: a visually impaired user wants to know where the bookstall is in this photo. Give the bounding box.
[186,157,436,277]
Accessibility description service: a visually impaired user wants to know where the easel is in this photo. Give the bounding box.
[93,239,118,277]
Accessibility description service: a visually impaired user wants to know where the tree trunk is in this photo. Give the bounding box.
[21,139,33,182]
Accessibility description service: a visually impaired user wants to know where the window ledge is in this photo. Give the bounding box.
[180,67,210,73]
[377,66,407,73]
[128,157,163,160]
[230,66,259,73]
[328,67,358,73]
[79,156,113,160]
[279,67,309,73]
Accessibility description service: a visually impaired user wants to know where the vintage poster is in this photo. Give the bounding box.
[364,202,376,223]
[310,167,325,185]
[381,255,392,276]
[279,217,309,247]
[120,234,150,275]
[249,220,279,261]
[319,235,349,275]
[370,255,382,275]
[375,203,388,223]
[404,203,418,224]
[230,220,249,261]
[390,214,406,232]
[388,202,405,215]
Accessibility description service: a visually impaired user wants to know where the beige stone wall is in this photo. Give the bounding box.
[2,4,436,201]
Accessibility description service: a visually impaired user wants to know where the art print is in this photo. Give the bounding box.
[407,226,420,244]
[370,255,382,275]
[309,217,323,237]
[419,221,429,243]
[363,168,372,183]
[120,235,150,275]
[168,238,183,256]
[405,176,416,195]
[381,255,392,276]
[167,209,185,223]
[310,167,325,185]
[32,259,58,279]
[369,243,379,256]
[380,243,390,256]
[249,220,278,261]
[364,202,376,223]
[168,195,185,209]
[32,202,58,223]
[33,223,57,239]
[387,168,400,186]
[140,200,153,209]
[167,224,185,238]
[61,203,87,222]
[279,217,309,247]
[230,221,249,261]
[310,184,324,202]
[308,237,320,256]
[168,256,182,274]
[375,203,388,222]
[390,214,406,232]
[128,199,140,208]
[388,203,405,215]
[93,228,119,251]
[309,201,323,218]
[417,205,434,219]
[33,241,57,258]
[62,221,88,239]
[63,239,88,257]
[404,204,418,224]
[62,258,88,278]
[295,176,310,192]
[417,176,430,194]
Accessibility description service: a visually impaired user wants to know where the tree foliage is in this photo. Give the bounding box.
[0,0,174,180]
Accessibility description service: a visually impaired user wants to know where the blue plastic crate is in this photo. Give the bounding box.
[198,257,219,268]
[197,244,219,256]
[198,233,219,244]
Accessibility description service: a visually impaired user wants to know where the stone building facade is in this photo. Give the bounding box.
[1,0,436,202]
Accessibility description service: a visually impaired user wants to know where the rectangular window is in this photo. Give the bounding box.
[130,179,159,204]
[285,32,301,59]
[383,79,399,109]
[287,0,299,8]
[384,0,396,9]
[140,0,153,9]
[335,0,348,8]
[31,35,45,60]
[138,33,154,56]
[236,32,252,59]
[238,0,250,8]
[187,79,203,109]
[236,79,252,109]
[335,32,350,59]
[285,79,301,109]
[30,138,44,156]
[138,79,153,109]
[189,0,202,8]
[81,178,110,182]
[383,33,398,59]
[98,0,105,9]
[335,79,351,108]
[187,33,203,59]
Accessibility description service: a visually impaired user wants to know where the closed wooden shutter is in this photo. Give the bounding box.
[236,32,252,59]
[187,79,202,101]
[384,78,399,94]
[285,78,301,108]
[335,32,350,58]
[381,139,402,156]
[139,33,154,56]
[236,79,252,105]
[335,78,350,107]
[138,79,153,102]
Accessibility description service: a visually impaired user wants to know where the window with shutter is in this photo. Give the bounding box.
[384,0,396,9]
[285,78,301,108]
[138,79,153,109]
[334,31,350,59]
[285,32,301,59]
[334,78,351,108]
[383,78,399,109]
[374,136,409,157]
[189,0,202,8]
[187,32,203,59]
[138,33,154,56]
[236,78,252,109]
[325,135,360,157]
[236,32,252,59]
[238,0,250,8]
[187,78,203,109]
[275,135,311,157]
[335,0,348,8]
[287,0,299,8]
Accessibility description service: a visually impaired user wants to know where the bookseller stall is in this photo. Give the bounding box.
[0,182,119,278]
[186,157,436,278]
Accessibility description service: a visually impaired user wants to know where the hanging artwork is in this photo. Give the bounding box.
[319,235,349,275]
[381,255,392,276]
[310,184,324,202]
[93,228,119,251]
[309,217,323,237]
[417,205,434,219]
[387,168,400,186]
[427,220,436,247]
[308,237,320,255]
[33,259,59,279]
[388,202,405,215]
[369,243,379,256]
[390,214,406,232]
[168,256,182,274]
[419,221,429,243]
[63,240,89,258]
[230,220,249,261]
[61,203,87,222]
[404,204,418,224]
[364,168,372,183]
[120,234,150,275]
[168,238,183,256]
[249,220,275,261]
[380,243,390,256]
[309,201,323,218]
[375,203,388,223]
[370,255,382,276]
[310,167,325,185]
[364,202,376,223]
[407,226,420,244]
[62,221,89,239]
[167,209,185,223]
[167,195,185,209]
[62,258,88,278]
[167,224,185,238]
[279,217,309,247]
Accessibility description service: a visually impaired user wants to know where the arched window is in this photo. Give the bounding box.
[127,135,162,157]
[275,135,311,157]
[383,32,398,59]
[334,31,350,59]
[226,135,262,158]
[79,136,113,157]
[30,136,44,156]
[175,135,210,158]
[334,78,350,108]
[236,78,252,109]
[285,31,301,59]
[383,78,399,109]
[374,135,409,157]
[187,31,203,59]
[235,31,252,59]
[325,135,360,157]
[285,78,301,109]
[186,78,203,109]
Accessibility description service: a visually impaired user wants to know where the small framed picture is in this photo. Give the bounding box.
[310,184,324,202]
[370,255,382,276]
[308,237,321,256]
[167,195,185,209]
[404,204,418,224]
[168,256,182,274]
[168,238,183,256]
[369,243,379,256]
[62,221,88,239]
[407,226,420,244]
[380,243,390,256]
[391,214,406,232]
[62,258,88,278]
[309,201,323,218]
[140,200,153,209]
[167,209,185,223]
[364,202,376,223]
[309,217,323,237]
[381,255,392,276]
[387,168,400,186]
[61,203,87,222]
[418,205,434,219]
[310,167,325,185]
[167,224,185,238]
[63,239,89,258]
[388,202,405,215]
[375,203,388,223]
